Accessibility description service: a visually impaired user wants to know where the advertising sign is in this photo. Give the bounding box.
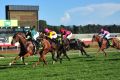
[0,20,18,27]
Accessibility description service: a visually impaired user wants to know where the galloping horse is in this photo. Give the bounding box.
[9,32,36,65]
[69,39,90,57]
[56,37,70,63]
[39,32,70,63]
[33,32,58,67]
[92,34,112,57]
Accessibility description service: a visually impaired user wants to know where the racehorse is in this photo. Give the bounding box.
[9,32,36,66]
[69,39,90,57]
[39,32,70,64]
[56,37,70,63]
[92,34,112,57]
[10,32,57,67]
[33,32,58,67]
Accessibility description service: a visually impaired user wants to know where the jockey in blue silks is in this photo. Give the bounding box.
[30,26,39,41]
[26,26,40,48]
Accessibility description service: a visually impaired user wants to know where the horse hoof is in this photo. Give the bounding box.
[52,61,55,64]
[25,63,28,65]
[9,63,12,66]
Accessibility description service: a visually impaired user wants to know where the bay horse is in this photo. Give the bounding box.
[69,39,90,57]
[56,36,70,63]
[92,34,111,57]
[10,32,57,67]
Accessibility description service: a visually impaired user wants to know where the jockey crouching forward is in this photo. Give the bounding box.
[98,28,111,47]
[60,28,72,39]
[26,26,40,48]
[44,28,58,43]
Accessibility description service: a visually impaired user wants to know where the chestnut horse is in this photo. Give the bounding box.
[38,32,70,64]
[92,34,110,57]
[9,32,57,66]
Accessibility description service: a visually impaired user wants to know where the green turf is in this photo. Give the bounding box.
[0,50,120,80]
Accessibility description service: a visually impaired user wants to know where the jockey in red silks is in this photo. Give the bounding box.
[60,28,72,39]
[98,28,111,46]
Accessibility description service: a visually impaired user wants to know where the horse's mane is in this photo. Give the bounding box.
[13,32,26,39]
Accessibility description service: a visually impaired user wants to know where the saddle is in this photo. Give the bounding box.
[31,39,41,54]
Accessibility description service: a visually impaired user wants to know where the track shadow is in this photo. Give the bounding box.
[0,64,12,69]
[105,58,120,61]
[85,59,96,62]
[70,56,93,60]
[0,63,29,70]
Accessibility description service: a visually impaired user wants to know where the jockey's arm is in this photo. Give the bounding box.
[103,34,107,38]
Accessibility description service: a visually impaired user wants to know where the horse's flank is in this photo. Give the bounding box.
[112,38,120,49]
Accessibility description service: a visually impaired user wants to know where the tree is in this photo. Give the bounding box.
[39,20,47,31]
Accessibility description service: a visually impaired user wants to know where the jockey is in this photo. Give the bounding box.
[60,28,72,39]
[98,28,110,46]
[30,26,39,41]
[44,28,58,42]
[26,26,39,47]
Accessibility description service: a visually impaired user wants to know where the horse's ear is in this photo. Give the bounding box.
[93,34,95,38]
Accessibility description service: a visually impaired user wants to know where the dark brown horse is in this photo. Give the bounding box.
[56,37,70,63]
[69,39,90,57]
[92,34,111,57]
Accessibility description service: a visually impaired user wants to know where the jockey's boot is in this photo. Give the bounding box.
[52,38,57,43]
[105,38,110,48]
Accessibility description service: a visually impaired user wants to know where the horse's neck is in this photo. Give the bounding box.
[19,37,27,46]
[96,36,101,42]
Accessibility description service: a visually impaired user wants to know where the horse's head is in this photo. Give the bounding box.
[11,32,26,45]
[92,34,100,42]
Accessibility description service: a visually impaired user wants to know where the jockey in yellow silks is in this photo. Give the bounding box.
[44,28,57,39]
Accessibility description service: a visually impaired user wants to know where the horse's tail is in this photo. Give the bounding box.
[81,42,90,48]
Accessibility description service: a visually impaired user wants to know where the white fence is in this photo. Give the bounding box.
[71,33,120,41]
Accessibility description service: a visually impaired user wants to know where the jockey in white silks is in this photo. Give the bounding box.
[98,28,110,39]
[98,28,111,46]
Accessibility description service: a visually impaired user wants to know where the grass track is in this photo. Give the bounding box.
[0,49,120,80]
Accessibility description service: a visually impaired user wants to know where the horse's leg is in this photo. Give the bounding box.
[56,49,63,64]
[35,49,48,66]
[22,53,31,65]
[33,50,41,68]
[9,55,21,66]
[41,54,47,66]
[51,50,57,64]
[63,49,70,61]
[81,48,90,57]
[80,48,84,55]
[96,48,101,57]
[101,49,107,57]
[42,50,49,65]
[59,51,63,64]
[79,47,89,57]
